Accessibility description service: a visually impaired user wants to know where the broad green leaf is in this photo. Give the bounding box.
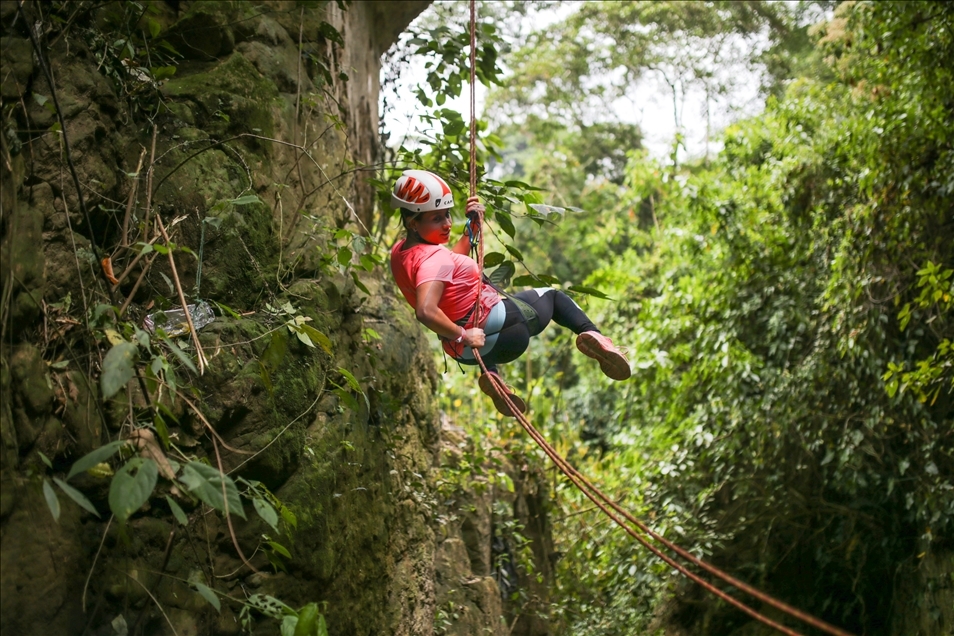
[299,325,333,355]
[528,203,566,216]
[268,540,291,559]
[483,251,505,268]
[505,245,524,261]
[38,451,53,469]
[230,195,262,206]
[109,458,158,523]
[43,479,61,522]
[358,254,376,272]
[295,327,314,348]
[194,582,221,612]
[53,477,100,518]
[156,270,176,294]
[156,40,181,56]
[504,180,546,191]
[165,495,189,526]
[152,65,176,80]
[101,341,138,399]
[337,367,361,392]
[488,262,515,289]
[104,329,124,345]
[134,329,151,349]
[351,271,371,295]
[337,246,352,266]
[162,336,198,374]
[280,504,298,530]
[282,616,299,636]
[156,401,180,432]
[442,118,465,137]
[494,210,516,238]
[261,330,288,371]
[512,274,560,288]
[179,462,246,519]
[68,440,127,480]
[145,16,161,38]
[258,360,274,394]
[253,497,280,532]
[211,300,240,319]
[334,387,359,413]
[567,285,612,300]
[294,603,320,636]
[247,594,294,619]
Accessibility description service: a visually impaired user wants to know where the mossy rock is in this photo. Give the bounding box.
[164,2,236,61]
[161,52,279,140]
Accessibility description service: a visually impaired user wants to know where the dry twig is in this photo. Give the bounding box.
[142,126,158,235]
[117,251,158,318]
[154,213,208,374]
[120,147,147,248]
[123,571,180,636]
[82,516,113,612]
[179,393,253,456]
[211,436,258,574]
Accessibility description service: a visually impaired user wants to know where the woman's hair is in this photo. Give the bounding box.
[399,207,420,233]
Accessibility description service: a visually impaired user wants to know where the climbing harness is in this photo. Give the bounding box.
[463,2,854,635]
[452,277,540,336]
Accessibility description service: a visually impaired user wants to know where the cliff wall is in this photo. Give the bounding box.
[0,1,552,634]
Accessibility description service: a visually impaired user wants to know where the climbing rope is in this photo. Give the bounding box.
[464,2,854,635]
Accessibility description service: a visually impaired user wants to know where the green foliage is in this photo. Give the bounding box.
[49,0,184,121]
[884,261,953,404]
[239,595,329,636]
[100,340,138,399]
[67,440,127,479]
[520,2,952,633]
[42,479,61,522]
[380,3,613,298]
[52,477,101,518]
[109,457,158,524]
[432,1,952,633]
[179,461,246,519]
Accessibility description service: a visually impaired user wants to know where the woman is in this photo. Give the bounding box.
[389,169,630,416]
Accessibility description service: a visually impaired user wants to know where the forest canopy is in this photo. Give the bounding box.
[387,1,953,633]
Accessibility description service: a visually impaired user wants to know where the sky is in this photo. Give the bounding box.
[380,1,768,163]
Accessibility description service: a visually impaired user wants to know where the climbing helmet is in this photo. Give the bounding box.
[391,170,455,214]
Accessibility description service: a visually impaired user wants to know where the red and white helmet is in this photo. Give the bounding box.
[391,170,454,214]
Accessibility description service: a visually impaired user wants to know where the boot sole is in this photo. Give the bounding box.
[576,333,631,381]
[478,374,527,417]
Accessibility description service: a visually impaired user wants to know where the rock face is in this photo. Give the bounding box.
[0,2,553,635]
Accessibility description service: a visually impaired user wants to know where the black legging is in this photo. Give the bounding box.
[461,289,599,372]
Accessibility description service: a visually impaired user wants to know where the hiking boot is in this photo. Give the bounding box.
[576,331,631,381]
[478,372,527,417]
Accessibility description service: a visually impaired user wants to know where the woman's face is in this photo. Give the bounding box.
[410,209,452,244]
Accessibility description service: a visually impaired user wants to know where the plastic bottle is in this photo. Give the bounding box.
[143,301,214,337]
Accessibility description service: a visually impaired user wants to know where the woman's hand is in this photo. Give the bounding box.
[452,196,485,255]
[462,327,486,348]
[465,196,484,223]
[416,281,487,347]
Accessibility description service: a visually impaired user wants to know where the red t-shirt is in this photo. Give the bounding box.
[390,240,501,352]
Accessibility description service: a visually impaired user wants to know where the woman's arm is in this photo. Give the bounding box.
[450,233,470,255]
[416,280,486,348]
